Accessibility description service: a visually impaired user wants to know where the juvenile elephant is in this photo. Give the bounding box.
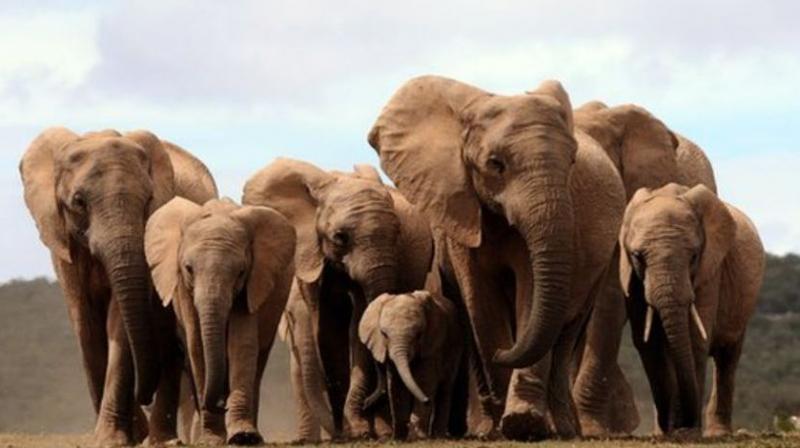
[145,197,295,444]
[369,76,626,439]
[243,160,435,439]
[19,128,217,445]
[570,102,718,435]
[359,289,464,440]
[620,183,764,436]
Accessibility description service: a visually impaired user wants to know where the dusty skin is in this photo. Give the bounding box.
[1,433,799,448]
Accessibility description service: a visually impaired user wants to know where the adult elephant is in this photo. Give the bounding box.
[242,160,436,440]
[20,128,218,446]
[569,102,717,436]
[368,76,626,439]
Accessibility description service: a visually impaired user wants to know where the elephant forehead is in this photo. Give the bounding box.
[68,136,148,162]
[628,198,702,247]
[184,214,248,246]
[475,94,565,128]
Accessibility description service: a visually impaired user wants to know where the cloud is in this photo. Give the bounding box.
[0,1,798,280]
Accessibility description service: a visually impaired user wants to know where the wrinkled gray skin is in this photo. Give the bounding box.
[146,198,296,445]
[359,291,464,440]
[244,160,434,440]
[570,102,717,436]
[19,128,217,446]
[620,184,763,436]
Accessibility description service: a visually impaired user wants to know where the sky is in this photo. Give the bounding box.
[1,0,798,281]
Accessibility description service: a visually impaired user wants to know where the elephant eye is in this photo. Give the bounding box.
[331,230,349,248]
[486,155,505,175]
[71,192,87,210]
[184,264,193,277]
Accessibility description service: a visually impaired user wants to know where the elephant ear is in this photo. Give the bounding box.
[232,205,297,313]
[528,79,574,133]
[124,130,176,214]
[683,184,735,287]
[359,293,393,363]
[242,158,332,283]
[145,197,202,306]
[352,164,383,184]
[619,188,652,297]
[19,127,79,263]
[368,75,488,248]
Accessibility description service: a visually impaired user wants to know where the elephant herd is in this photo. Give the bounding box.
[19,75,764,446]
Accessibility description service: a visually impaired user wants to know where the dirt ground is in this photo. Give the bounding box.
[1,433,799,448]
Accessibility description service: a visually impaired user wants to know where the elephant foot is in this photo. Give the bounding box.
[145,437,183,447]
[704,423,732,438]
[578,412,606,438]
[196,431,226,446]
[93,423,132,447]
[226,420,263,446]
[344,415,372,439]
[500,409,549,441]
[666,427,702,443]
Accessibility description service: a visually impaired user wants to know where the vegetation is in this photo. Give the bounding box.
[0,252,798,438]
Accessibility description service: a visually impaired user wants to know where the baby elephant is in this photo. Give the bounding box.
[359,290,463,439]
[145,197,296,445]
[620,183,764,436]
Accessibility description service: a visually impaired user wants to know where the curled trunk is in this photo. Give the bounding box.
[494,179,575,367]
[660,306,700,429]
[389,344,429,404]
[198,302,227,414]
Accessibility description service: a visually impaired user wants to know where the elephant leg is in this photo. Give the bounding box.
[56,258,108,414]
[704,339,743,437]
[573,259,638,436]
[344,301,374,438]
[94,299,136,446]
[501,356,551,441]
[177,372,198,443]
[147,309,182,444]
[225,311,263,445]
[548,319,583,438]
[290,349,321,442]
[407,365,438,439]
[387,365,412,440]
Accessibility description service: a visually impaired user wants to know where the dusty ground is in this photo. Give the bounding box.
[1,433,799,448]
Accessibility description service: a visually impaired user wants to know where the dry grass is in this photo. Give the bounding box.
[1,433,799,448]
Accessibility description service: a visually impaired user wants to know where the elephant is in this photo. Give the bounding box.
[19,127,217,445]
[569,102,717,435]
[144,197,295,445]
[242,160,436,440]
[358,288,464,439]
[368,76,627,440]
[619,183,764,436]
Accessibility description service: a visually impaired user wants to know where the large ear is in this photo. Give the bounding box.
[232,205,297,313]
[19,127,79,263]
[358,293,393,363]
[144,197,201,306]
[619,188,652,297]
[242,158,331,283]
[682,184,735,287]
[528,79,574,133]
[124,130,176,214]
[368,75,488,248]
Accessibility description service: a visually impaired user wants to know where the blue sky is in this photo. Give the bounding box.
[1,0,798,281]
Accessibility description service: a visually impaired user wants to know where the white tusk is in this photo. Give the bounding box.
[690,304,708,341]
[643,305,654,343]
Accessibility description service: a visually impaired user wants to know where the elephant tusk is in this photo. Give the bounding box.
[643,305,654,343]
[690,303,708,341]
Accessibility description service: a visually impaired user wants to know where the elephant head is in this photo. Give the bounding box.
[369,76,577,368]
[20,127,179,404]
[144,197,295,413]
[359,291,447,404]
[243,158,403,301]
[619,183,735,428]
[574,101,717,197]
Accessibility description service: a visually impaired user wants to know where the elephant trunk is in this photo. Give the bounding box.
[494,175,575,367]
[389,341,429,404]
[198,299,227,414]
[660,305,700,428]
[94,198,159,405]
[361,260,399,303]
